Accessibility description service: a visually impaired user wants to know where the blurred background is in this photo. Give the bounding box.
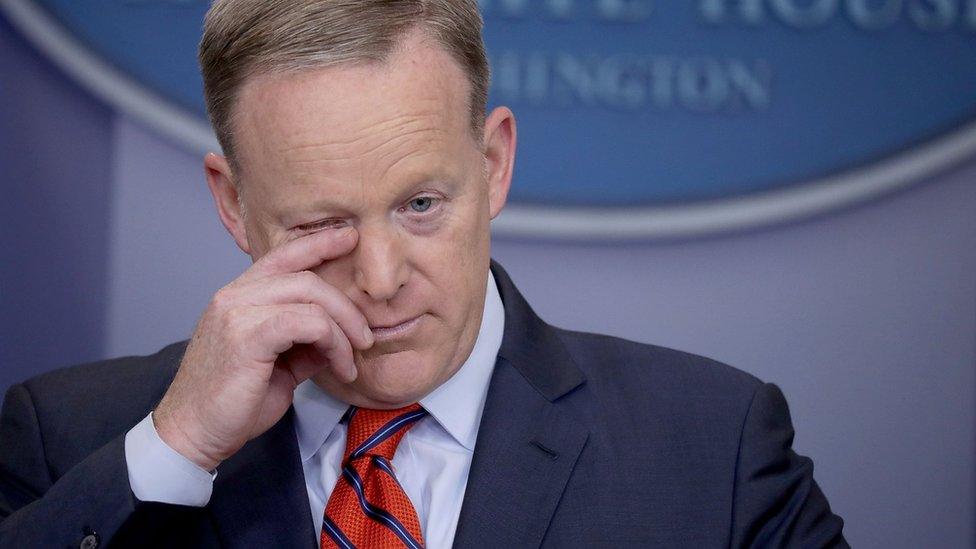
[1,1,974,546]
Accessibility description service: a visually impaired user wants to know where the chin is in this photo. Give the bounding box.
[353,349,440,406]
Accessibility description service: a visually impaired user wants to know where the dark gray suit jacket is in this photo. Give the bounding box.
[0,262,847,547]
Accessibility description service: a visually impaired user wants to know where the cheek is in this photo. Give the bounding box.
[417,209,484,269]
[405,221,480,301]
[429,218,488,317]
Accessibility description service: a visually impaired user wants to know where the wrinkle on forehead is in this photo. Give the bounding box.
[227,30,482,226]
[232,31,472,184]
[274,111,443,169]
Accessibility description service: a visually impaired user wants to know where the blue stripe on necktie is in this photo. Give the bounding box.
[341,406,357,425]
[372,455,397,479]
[350,409,428,460]
[322,514,356,549]
[342,464,424,549]
[370,455,414,497]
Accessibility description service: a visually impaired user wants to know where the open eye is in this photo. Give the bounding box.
[408,196,435,213]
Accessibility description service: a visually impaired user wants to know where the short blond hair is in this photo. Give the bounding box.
[199,0,490,166]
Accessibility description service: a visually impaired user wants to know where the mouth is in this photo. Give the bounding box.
[369,314,424,342]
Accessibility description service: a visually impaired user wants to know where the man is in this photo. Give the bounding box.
[0,0,847,547]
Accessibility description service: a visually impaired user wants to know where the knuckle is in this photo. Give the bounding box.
[320,321,337,345]
[274,311,299,334]
[306,313,328,333]
[297,270,320,285]
[317,283,344,305]
[210,287,234,311]
[303,302,327,317]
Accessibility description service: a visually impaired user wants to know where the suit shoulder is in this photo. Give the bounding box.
[22,340,187,402]
[4,341,188,476]
[15,341,186,434]
[552,327,763,401]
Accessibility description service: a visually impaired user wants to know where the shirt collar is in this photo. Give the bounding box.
[292,270,505,461]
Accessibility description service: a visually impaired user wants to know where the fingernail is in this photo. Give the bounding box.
[363,326,374,346]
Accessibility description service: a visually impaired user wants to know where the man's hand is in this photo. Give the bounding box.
[153,226,372,471]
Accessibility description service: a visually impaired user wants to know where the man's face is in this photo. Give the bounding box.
[207,30,514,408]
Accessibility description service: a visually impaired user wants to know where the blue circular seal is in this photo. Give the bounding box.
[4,0,976,238]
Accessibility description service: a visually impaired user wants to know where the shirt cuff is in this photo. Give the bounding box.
[124,411,216,507]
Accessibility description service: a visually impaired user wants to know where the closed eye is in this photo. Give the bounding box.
[295,218,348,233]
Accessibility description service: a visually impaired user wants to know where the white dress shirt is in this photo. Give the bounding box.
[124,271,505,548]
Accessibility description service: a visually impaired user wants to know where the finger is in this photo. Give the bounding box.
[238,272,373,350]
[245,305,357,382]
[319,317,357,383]
[289,317,357,384]
[245,306,335,364]
[242,225,357,282]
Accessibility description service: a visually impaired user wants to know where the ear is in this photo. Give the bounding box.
[482,107,516,220]
[204,152,252,255]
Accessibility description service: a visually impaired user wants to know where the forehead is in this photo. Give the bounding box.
[231,31,474,186]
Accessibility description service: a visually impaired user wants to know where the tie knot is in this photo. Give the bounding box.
[342,404,427,462]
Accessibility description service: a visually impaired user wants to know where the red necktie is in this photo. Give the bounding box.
[321,404,428,549]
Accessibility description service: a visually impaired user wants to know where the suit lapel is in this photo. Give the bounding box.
[452,263,589,548]
[208,409,317,548]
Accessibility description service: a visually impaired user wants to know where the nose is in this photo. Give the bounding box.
[352,224,409,302]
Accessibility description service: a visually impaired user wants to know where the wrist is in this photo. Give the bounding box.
[152,405,222,472]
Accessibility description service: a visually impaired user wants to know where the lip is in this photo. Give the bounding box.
[369,314,424,342]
